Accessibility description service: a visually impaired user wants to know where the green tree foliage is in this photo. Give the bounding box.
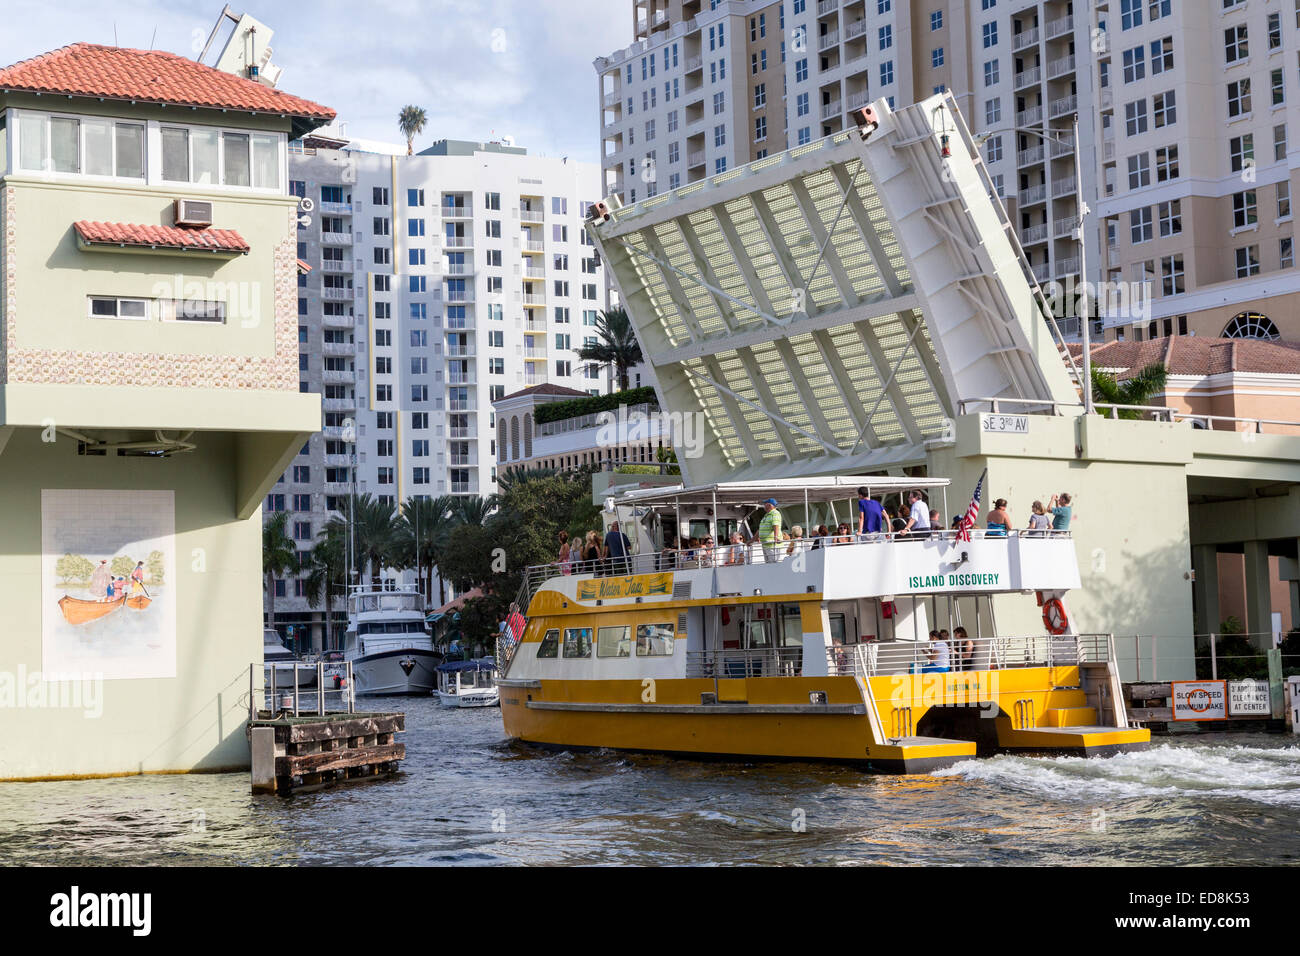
[533,385,657,425]
[575,307,644,392]
[398,105,427,156]
[326,494,400,583]
[146,550,165,585]
[1090,362,1168,419]
[303,525,349,647]
[111,555,137,579]
[262,510,301,628]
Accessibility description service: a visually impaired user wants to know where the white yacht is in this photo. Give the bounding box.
[435,658,500,708]
[263,627,316,688]
[342,585,442,695]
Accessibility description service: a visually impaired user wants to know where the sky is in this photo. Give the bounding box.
[0,0,630,165]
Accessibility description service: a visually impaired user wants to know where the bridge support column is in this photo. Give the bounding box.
[1243,539,1274,649]
[1192,543,1219,638]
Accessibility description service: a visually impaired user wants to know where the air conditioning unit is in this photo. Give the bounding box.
[174,199,213,228]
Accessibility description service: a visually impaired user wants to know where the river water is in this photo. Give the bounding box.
[1,697,1297,866]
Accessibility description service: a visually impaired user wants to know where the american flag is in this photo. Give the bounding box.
[957,469,987,542]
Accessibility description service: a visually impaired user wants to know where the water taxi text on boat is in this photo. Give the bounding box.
[496,477,1149,773]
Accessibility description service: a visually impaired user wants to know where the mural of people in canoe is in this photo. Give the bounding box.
[42,490,176,680]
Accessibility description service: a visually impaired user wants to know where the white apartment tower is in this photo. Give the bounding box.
[268,134,608,648]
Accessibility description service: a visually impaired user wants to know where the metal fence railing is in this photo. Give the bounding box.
[827,633,1111,678]
[251,660,355,719]
[1111,632,1296,683]
[686,647,802,678]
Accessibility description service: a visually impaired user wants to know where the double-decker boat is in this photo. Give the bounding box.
[496,476,1148,774]
[342,584,442,695]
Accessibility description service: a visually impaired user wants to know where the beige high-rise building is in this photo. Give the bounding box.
[1091,0,1299,343]
[599,0,1300,349]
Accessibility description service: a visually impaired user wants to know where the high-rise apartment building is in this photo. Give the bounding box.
[1092,0,1299,343]
[600,0,1098,335]
[597,0,790,203]
[604,1,1299,347]
[268,134,607,648]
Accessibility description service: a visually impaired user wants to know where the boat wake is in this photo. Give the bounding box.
[932,742,1300,806]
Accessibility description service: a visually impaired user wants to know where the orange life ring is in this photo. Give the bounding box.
[1042,598,1068,635]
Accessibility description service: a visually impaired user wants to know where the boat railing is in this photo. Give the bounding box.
[250,660,355,720]
[827,632,1114,678]
[523,528,1075,600]
[686,647,803,678]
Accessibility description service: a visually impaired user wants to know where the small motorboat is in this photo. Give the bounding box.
[58,594,125,626]
[435,657,499,708]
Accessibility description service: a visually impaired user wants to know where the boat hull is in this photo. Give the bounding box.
[58,595,125,626]
[352,648,441,696]
[437,688,500,708]
[126,596,151,610]
[500,669,1149,774]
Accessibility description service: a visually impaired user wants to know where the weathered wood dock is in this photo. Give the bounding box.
[249,712,405,795]
[247,661,405,794]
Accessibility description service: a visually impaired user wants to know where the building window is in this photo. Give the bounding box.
[1234,245,1260,278]
[1227,78,1251,118]
[1224,24,1248,65]
[1124,100,1148,136]
[1122,47,1145,84]
[1232,190,1257,229]
[1160,255,1184,296]
[982,22,998,47]
[88,296,150,321]
[1127,153,1150,189]
[881,60,895,85]
[796,58,808,82]
[1229,134,1254,172]
[931,48,944,68]
[879,25,892,50]
[1222,311,1278,339]
[1150,36,1174,75]
[1149,0,1170,19]
[984,136,1003,163]
[1130,206,1153,243]
[755,116,767,140]
[754,84,766,108]
[1120,0,1142,30]
[1278,181,1292,220]
[1271,69,1285,107]
[1275,124,1288,162]
[1157,199,1181,236]
[797,92,810,117]
[931,10,943,30]
[984,59,1000,87]
[985,98,1001,125]
[1153,91,1176,128]
[1281,237,1294,269]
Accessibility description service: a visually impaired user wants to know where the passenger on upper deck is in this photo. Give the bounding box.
[758,499,783,564]
[725,531,746,565]
[921,630,950,674]
[857,487,885,539]
[987,499,1011,538]
[902,490,930,536]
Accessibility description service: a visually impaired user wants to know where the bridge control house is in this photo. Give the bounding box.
[0,43,333,778]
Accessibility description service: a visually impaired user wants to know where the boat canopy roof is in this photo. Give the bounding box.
[614,475,950,510]
[437,657,497,674]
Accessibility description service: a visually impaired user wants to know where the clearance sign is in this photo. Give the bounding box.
[1171,680,1227,721]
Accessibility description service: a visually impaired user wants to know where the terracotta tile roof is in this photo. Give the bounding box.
[0,43,334,135]
[74,220,250,253]
[1062,336,1300,377]
[498,383,592,402]
[296,258,312,274]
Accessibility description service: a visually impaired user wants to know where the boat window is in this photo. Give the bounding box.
[828,613,847,644]
[636,623,675,656]
[562,627,593,658]
[597,625,632,658]
[536,628,560,659]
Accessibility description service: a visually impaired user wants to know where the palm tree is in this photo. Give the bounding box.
[327,493,400,584]
[577,306,643,392]
[262,511,301,632]
[398,105,427,157]
[396,495,461,607]
[1091,362,1168,420]
[451,494,498,527]
[303,527,348,650]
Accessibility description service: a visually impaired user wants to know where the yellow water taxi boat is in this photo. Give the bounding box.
[497,476,1149,774]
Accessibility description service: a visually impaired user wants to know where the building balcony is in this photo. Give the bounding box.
[445,289,474,302]
[444,263,473,275]
[322,312,357,329]
[1016,105,1043,127]
[320,231,353,246]
[1013,27,1040,51]
[522,240,545,253]
[322,342,353,357]
[448,453,476,466]
[1047,54,1076,80]
[685,55,702,73]
[450,482,472,494]
[1031,262,1051,283]
[521,293,546,305]
[1051,176,1078,199]
[442,203,473,218]
[444,236,473,248]
[519,206,545,223]
[522,266,546,278]
[687,150,705,168]
[1014,66,1041,89]
[1018,144,1045,167]
[448,427,472,439]
[1045,15,1074,41]
[818,29,840,52]
[1054,255,1080,276]
[447,374,476,386]
[319,259,349,274]
[1049,94,1078,119]
[321,425,350,441]
[448,400,471,412]
[1053,216,1078,239]
[321,369,354,384]
[817,0,838,14]
[320,201,352,217]
[821,99,842,120]
[322,286,353,301]
[844,18,866,40]
[1021,223,1048,245]
[603,89,620,108]
[446,344,475,358]
[1019,183,1047,205]
[324,481,353,496]
[322,398,355,412]
[324,453,351,467]
[1049,135,1075,159]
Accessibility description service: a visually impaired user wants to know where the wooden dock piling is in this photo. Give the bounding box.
[250,712,406,795]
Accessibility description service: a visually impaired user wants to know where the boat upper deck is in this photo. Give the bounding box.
[525,526,1079,609]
